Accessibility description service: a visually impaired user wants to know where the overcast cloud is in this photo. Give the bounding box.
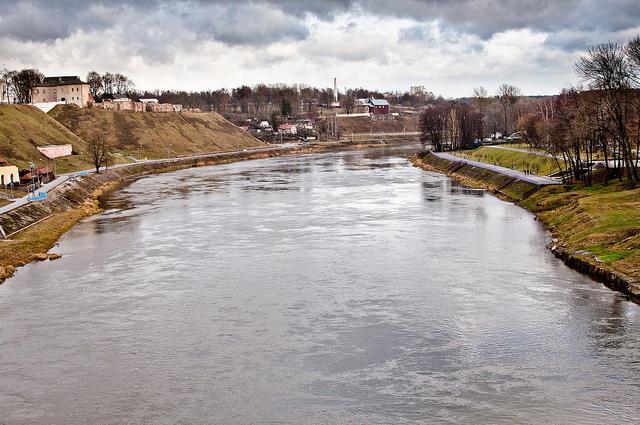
[1,0,639,96]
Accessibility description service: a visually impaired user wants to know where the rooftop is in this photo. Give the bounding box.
[37,76,87,87]
[367,98,389,107]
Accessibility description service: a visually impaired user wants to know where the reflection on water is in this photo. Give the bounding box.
[0,145,639,424]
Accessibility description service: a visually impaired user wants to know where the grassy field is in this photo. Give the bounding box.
[49,105,265,160]
[522,182,640,279]
[456,146,561,176]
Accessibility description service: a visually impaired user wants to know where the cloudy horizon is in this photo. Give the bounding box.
[1,0,639,97]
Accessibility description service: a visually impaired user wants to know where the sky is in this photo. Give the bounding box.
[1,0,640,98]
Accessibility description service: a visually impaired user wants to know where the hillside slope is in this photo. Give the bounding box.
[50,105,265,160]
[0,105,89,173]
[334,115,418,135]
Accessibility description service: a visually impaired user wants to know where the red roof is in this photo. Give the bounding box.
[34,167,51,174]
[0,156,15,167]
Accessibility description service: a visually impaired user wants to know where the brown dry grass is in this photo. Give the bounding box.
[49,105,265,160]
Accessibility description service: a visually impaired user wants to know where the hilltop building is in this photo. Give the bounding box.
[410,86,425,95]
[31,76,91,108]
[367,99,390,115]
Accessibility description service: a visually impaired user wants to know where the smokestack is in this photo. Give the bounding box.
[333,77,338,103]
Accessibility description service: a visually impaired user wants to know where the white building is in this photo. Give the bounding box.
[410,86,425,96]
[0,80,8,103]
[31,76,91,108]
[0,158,19,186]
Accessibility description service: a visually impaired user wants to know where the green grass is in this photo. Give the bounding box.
[456,146,561,176]
[523,181,640,277]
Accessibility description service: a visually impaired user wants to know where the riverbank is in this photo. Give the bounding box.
[412,151,640,301]
[0,146,314,283]
[0,140,413,284]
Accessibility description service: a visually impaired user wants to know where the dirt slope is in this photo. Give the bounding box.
[49,105,265,160]
[0,104,89,172]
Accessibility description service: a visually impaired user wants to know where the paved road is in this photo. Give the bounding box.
[432,152,560,186]
[0,145,295,216]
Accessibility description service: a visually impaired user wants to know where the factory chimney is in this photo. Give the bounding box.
[333,77,338,103]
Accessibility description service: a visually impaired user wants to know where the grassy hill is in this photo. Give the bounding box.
[0,104,91,173]
[522,182,640,281]
[49,105,265,161]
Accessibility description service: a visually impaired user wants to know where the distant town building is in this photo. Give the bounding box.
[367,99,390,115]
[146,102,182,113]
[410,86,425,96]
[31,76,91,108]
[278,123,297,135]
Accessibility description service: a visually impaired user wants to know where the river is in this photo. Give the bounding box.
[1,146,639,424]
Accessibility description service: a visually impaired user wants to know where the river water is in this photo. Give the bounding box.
[1,147,639,424]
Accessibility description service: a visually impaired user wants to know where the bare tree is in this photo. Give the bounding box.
[101,72,116,95]
[86,71,102,98]
[496,84,522,137]
[576,42,637,185]
[0,68,16,103]
[340,94,355,114]
[86,135,114,173]
[472,86,491,115]
[11,68,43,103]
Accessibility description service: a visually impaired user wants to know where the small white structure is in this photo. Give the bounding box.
[31,101,66,113]
[259,120,270,128]
[140,98,159,104]
[0,165,19,186]
[37,144,73,159]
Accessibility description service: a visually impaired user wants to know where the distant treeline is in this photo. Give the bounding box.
[419,35,640,186]
[0,67,435,116]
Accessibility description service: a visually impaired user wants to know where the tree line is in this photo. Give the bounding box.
[0,68,44,103]
[519,36,640,186]
[1,67,433,117]
[419,35,640,186]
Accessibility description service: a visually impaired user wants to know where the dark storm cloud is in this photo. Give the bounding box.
[1,0,639,46]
